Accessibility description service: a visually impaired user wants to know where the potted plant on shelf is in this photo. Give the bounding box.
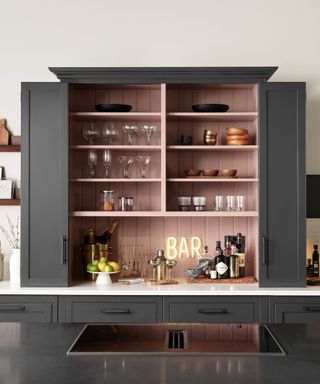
[0,214,20,285]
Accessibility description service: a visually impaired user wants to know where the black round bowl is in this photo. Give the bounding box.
[95,104,132,112]
[192,104,229,113]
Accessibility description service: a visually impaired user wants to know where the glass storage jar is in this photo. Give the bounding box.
[100,190,114,211]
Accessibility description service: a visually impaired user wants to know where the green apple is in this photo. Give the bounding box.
[87,263,99,272]
[92,260,99,266]
[99,256,107,263]
[104,264,113,272]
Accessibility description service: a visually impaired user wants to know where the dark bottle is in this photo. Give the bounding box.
[307,258,314,277]
[99,219,119,244]
[215,241,222,256]
[215,249,229,279]
[229,248,240,278]
[236,233,245,277]
[312,244,319,277]
[85,228,95,245]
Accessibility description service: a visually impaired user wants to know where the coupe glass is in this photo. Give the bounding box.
[83,123,100,144]
[118,156,134,178]
[142,125,157,145]
[88,150,97,177]
[102,149,112,178]
[123,125,138,145]
[135,156,151,178]
[102,122,119,145]
[148,259,161,282]
[165,259,177,282]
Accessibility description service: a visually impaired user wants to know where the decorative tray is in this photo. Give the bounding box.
[187,276,256,284]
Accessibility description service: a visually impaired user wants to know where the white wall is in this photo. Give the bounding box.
[0,0,319,264]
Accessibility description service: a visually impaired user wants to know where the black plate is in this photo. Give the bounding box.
[95,104,132,112]
[192,104,229,113]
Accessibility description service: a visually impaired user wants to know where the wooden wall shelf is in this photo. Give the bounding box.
[0,199,20,206]
[0,144,21,152]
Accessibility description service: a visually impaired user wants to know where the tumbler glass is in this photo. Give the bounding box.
[214,196,224,211]
[235,195,245,211]
[226,195,235,211]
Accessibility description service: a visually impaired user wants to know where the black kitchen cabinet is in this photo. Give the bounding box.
[58,296,163,323]
[270,296,320,323]
[21,83,69,286]
[163,296,268,323]
[0,296,58,322]
[20,68,306,287]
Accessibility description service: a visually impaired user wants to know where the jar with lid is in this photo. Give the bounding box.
[100,190,114,211]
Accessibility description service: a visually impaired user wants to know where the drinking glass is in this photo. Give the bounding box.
[123,125,138,145]
[235,195,245,211]
[88,150,97,177]
[83,123,100,144]
[142,125,157,145]
[148,259,161,282]
[118,156,134,178]
[226,195,235,211]
[193,196,206,211]
[165,259,177,282]
[102,122,119,145]
[102,149,112,178]
[214,196,224,211]
[135,156,151,178]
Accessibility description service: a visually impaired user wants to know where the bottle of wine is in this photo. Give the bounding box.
[215,241,222,256]
[307,258,314,277]
[84,228,95,245]
[215,249,229,279]
[236,232,246,277]
[98,218,119,244]
[312,244,319,277]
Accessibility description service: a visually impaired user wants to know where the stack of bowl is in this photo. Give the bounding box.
[203,130,217,145]
[226,127,250,145]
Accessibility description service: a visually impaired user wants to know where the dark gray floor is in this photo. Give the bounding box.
[0,323,320,383]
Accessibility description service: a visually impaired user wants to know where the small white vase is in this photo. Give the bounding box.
[9,248,20,286]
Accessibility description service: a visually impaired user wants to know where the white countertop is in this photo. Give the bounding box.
[0,280,320,296]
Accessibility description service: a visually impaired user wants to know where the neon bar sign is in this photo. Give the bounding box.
[166,237,202,259]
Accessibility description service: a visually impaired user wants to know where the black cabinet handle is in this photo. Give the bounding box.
[262,236,268,265]
[100,308,131,314]
[61,236,68,265]
[0,305,26,312]
[303,306,320,312]
[197,308,229,314]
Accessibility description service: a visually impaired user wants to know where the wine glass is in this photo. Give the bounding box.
[165,259,177,282]
[135,156,151,178]
[118,156,134,178]
[102,149,112,178]
[88,150,97,177]
[142,125,157,145]
[83,123,100,144]
[148,259,161,282]
[102,122,119,145]
[123,125,138,145]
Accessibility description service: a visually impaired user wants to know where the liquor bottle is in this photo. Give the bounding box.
[215,249,229,279]
[229,247,240,278]
[85,228,95,245]
[307,258,314,277]
[312,244,319,277]
[236,232,246,277]
[215,241,222,256]
[199,245,214,277]
[98,219,119,244]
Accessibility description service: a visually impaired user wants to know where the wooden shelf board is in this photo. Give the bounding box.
[0,145,21,152]
[70,178,161,183]
[70,112,161,121]
[165,211,259,217]
[71,145,161,151]
[0,199,20,206]
[167,112,258,122]
[167,145,258,151]
[167,178,259,182]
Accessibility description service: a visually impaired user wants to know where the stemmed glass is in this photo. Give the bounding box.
[118,156,134,178]
[148,259,161,282]
[123,125,138,145]
[83,123,100,144]
[102,122,119,145]
[142,125,157,145]
[102,149,112,178]
[88,150,97,177]
[135,156,151,178]
[165,260,177,282]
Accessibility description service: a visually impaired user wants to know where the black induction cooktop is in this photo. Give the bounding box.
[68,323,286,356]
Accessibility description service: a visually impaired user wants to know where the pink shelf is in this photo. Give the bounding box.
[71,145,161,151]
[70,112,161,121]
[70,178,161,183]
[165,211,259,217]
[166,112,258,122]
[71,211,258,217]
[167,145,258,151]
[167,178,259,182]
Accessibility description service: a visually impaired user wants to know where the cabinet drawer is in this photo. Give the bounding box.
[270,297,320,323]
[0,296,57,323]
[60,296,163,323]
[164,297,261,323]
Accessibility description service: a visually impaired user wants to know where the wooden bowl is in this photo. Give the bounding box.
[220,169,237,177]
[185,169,201,177]
[202,169,219,176]
[203,137,217,145]
[226,127,248,135]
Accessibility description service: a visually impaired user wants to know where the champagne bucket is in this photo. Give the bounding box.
[82,244,109,281]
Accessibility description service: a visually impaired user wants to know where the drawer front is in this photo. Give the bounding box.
[0,296,57,322]
[164,297,259,323]
[61,297,163,323]
[270,297,320,323]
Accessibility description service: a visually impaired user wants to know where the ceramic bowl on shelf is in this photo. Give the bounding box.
[202,169,219,177]
[95,104,132,112]
[220,169,237,177]
[192,104,229,113]
[185,268,202,279]
[185,169,201,177]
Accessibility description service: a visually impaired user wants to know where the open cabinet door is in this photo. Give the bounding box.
[259,82,306,287]
[21,83,69,286]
